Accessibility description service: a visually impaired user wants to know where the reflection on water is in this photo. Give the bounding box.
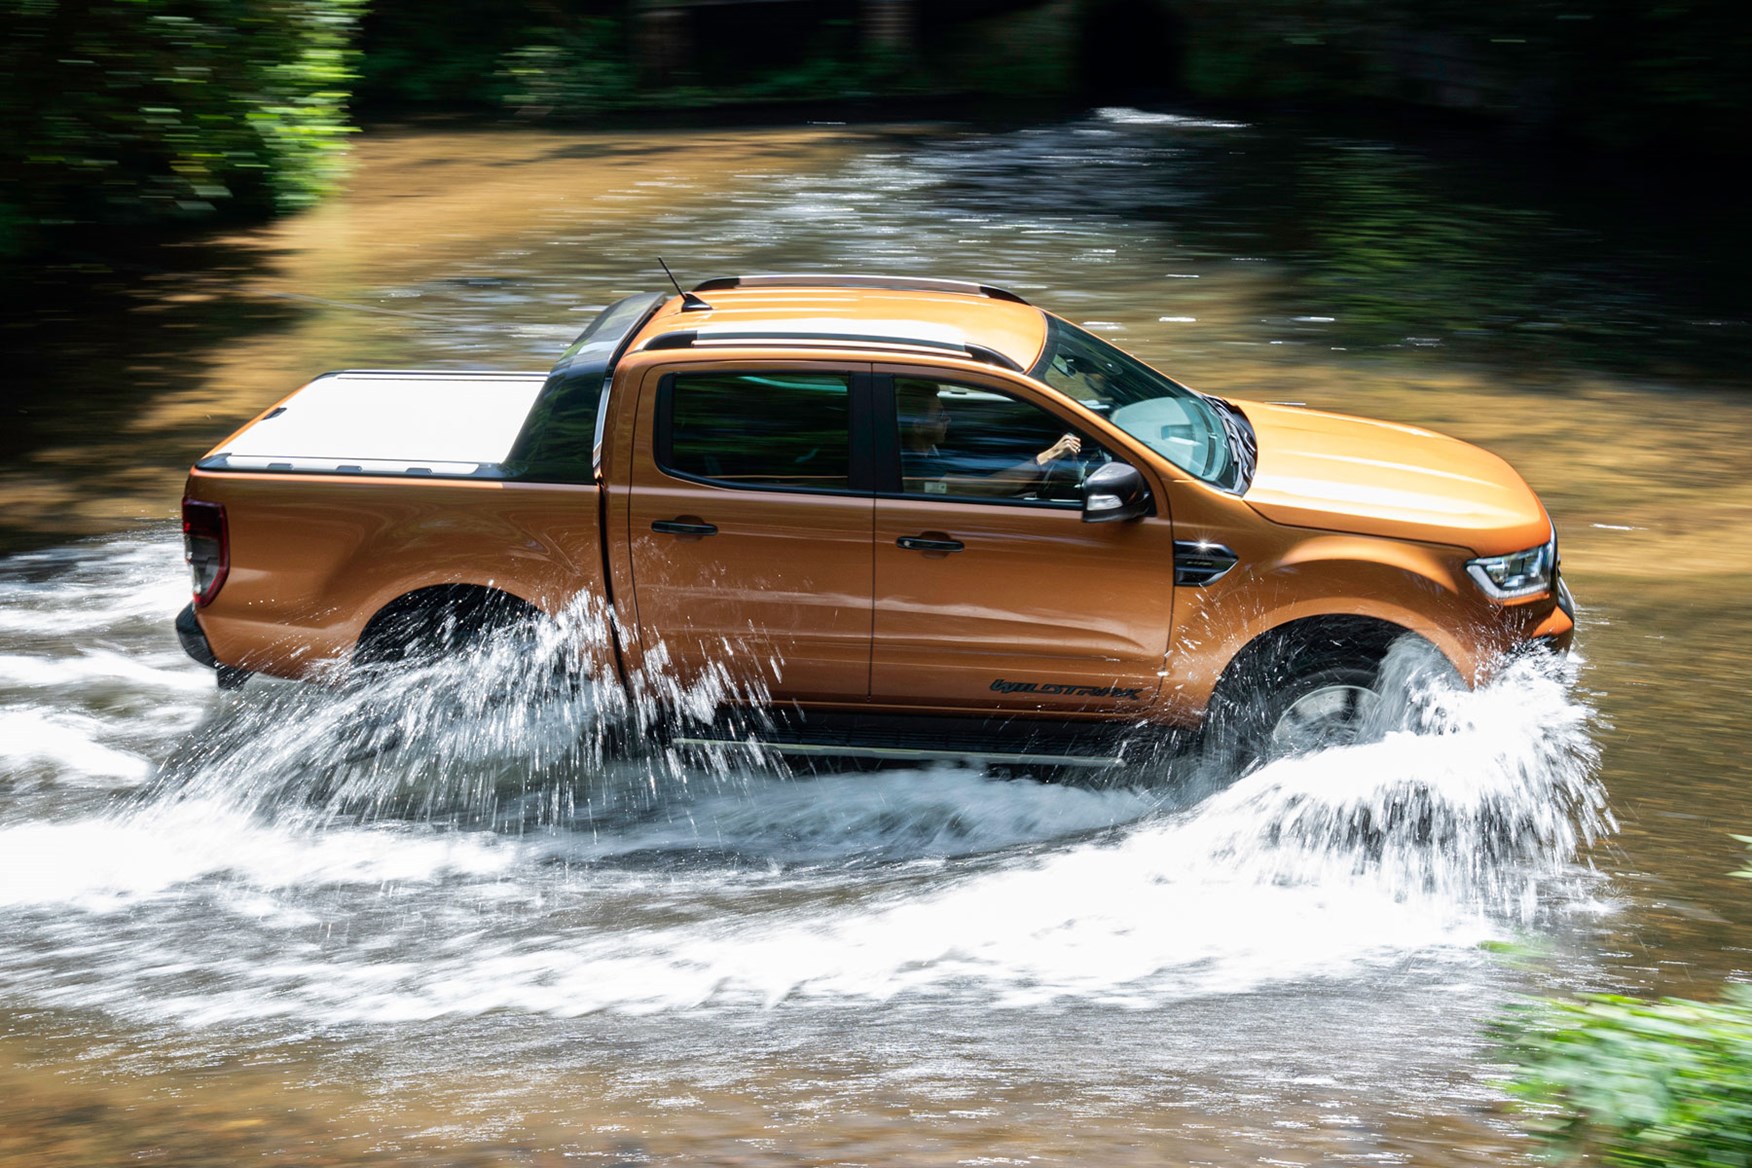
[0,108,1747,1165]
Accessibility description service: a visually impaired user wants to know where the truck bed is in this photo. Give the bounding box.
[197,371,548,479]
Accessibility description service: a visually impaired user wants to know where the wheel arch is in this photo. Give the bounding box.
[1158,522,1490,723]
[1200,613,1424,772]
[1210,613,1416,708]
[354,582,549,665]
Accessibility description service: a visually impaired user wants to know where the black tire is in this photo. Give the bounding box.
[1205,642,1385,775]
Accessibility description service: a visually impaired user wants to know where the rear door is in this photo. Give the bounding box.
[871,367,1177,714]
[625,361,875,702]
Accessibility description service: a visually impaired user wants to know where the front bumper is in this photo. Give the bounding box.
[1529,576,1576,654]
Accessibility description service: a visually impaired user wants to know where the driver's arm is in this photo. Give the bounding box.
[1036,433,1082,465]
[936,433,1085,497]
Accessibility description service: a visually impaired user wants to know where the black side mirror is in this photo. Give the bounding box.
[1082,461,1151,523]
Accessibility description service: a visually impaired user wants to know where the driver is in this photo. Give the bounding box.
[898,382,1082,497]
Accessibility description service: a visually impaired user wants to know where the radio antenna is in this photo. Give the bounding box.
[658,257,712,312]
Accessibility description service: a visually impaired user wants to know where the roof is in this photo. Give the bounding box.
[630,279,1051,372]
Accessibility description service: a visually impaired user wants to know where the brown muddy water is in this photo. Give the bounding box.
[1,111,1749,1166]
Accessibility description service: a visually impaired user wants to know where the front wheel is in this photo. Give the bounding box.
[1260,664,1382,757]
[1205,645,1386,774]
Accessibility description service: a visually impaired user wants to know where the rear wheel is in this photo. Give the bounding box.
[329,589,610,794]
[351,586,629,735]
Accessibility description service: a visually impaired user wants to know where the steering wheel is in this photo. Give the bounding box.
[1038,443,1109,501]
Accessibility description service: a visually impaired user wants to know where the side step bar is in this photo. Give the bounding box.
[672,737,1128,769]
[670,710,1177,770]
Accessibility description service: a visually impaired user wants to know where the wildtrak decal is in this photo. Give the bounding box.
[991,679,1143,700]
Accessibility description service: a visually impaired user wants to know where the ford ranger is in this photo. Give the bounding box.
[175,274,1574,768]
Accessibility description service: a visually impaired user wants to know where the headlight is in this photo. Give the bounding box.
[1466,535,1556,600]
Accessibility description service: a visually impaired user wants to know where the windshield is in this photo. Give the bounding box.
[1031,316,1245,492]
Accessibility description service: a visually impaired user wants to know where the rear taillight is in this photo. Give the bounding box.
[181,498,229,607]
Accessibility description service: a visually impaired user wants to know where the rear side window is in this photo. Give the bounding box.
[661,371,852,491]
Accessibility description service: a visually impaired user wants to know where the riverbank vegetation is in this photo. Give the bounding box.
[1495,839,1752,1166]
[1,0,364,260]
[1500,989,1752,1165]
[4,0,1748,268]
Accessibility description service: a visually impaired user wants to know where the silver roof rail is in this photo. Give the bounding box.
[639,328,1025,372]
[689,273,1033,306]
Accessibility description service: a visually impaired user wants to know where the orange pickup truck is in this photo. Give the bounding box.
[176,274,1573,768]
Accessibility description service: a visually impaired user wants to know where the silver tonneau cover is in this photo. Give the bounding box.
[199,371,547,477]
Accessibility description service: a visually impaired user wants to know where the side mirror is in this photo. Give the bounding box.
[1082,462,1151,523]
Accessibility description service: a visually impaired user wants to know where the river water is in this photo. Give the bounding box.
[2,110,1749,1165]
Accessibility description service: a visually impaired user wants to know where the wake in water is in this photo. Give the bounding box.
[0,529,1611,1023]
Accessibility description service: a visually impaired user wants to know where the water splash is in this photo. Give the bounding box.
[1179,645,1608,920]
[148,592,783,829]
[0,530,1611,1027]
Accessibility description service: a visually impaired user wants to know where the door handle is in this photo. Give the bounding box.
[652,519,718,537]
[897,535,965,553]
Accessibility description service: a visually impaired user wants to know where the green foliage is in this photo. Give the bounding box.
[1497,837,1752,1166]
[494,14,917,119]
[1180,0,1370,100]
[1,0,364,256]
[944,2,1077,101]
[355,0,536,109]
[1496,987,1752,1166]
[499,20,635,117]
[732,55,867,103]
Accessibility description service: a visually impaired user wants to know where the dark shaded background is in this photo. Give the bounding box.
[4,0,1749,266]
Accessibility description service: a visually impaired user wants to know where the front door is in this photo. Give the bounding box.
[871,369,1176,714]
[626,363,875,702]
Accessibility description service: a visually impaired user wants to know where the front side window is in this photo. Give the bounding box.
[1032,316,1249,492]
[661,371,852,491]
[894,377,1103,505]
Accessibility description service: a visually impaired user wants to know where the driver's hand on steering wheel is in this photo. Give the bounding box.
[1036,433,1083,465]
